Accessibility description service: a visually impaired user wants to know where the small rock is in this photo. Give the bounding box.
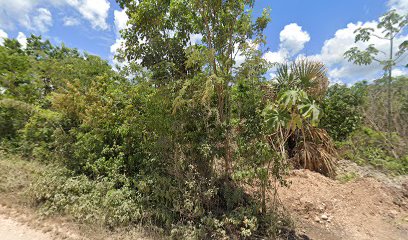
[314,216,320,222]
[388,210,398,218]
[321,214,329,220]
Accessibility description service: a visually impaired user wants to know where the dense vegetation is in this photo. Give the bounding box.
[0,2,407,239]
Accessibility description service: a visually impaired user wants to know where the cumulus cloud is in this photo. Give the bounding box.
[0,29,7,46]
[0,0,110,31]
[66,0,110,30]
[110,9,130,68]
[0,0,32,29]
[279,23,311,56]
[114,9,129,33]
[263,49,288,64]
[63,16,80,26]
[16,32,27,49]
[308,0,408,84]
[0,0,53,33]
[231,40,260,68]
[0,29,26,48]
[263,23,311,65]
[311,20,408,84]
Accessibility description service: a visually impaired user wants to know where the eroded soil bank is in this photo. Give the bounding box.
[278,161,408,240]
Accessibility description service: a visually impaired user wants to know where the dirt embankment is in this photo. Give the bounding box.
[278,162,408,240]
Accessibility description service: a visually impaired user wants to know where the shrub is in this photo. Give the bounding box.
[320,83,364,141]
[0,99,33,143]
[28,167,142,228]
[338,127,408,175]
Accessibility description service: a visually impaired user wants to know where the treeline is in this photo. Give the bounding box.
[0,1,407,238]
[326,77,408,174]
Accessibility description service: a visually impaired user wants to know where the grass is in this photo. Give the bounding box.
[336,172,359,184]
[0,151,44,204]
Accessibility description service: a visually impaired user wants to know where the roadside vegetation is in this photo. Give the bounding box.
[0,1,407,239]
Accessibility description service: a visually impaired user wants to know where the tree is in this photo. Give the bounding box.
[264,60,337,177]
[344,10,408,137]
[320,83,366,141]
[116,0,271,177]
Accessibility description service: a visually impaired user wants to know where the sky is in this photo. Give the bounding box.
[0,0,407,84]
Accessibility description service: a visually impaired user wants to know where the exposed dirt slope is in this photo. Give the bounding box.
[278,163,408,240]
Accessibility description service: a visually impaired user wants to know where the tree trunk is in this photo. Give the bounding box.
[387,27,393,139]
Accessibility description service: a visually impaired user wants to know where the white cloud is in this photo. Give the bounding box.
[111,9,130,68]
[0,0,34,29]
[29,8,53,33]
[279,23,311,56]
[0,0,110,31]
[16,32,27,49]
[232,40,260,67]
[0,0,53,33]
[0,29,7,46]
[110,38,124,55]
[263,23,310,65]
[114,9,129,33]
[388,0,408,14]
[63,16,80,26]
[311,20,408,84]
[66,0,110,30]
[263,49,288,64]
[393,68,408,77]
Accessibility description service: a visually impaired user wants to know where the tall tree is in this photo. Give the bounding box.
[116,0,270,176]
[344,10,408,137]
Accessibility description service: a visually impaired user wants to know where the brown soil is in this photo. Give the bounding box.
[277,161,408,240]
[0,214,52,240]
[0,203,153,240]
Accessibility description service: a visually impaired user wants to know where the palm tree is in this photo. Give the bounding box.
[263,59,336,177]
[274,59,329,101]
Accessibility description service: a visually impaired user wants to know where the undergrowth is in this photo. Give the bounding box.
[338,127,408,175]
[336,172,359,183]
[0,152,295,239]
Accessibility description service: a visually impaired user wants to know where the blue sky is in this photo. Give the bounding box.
[0,0,407,84]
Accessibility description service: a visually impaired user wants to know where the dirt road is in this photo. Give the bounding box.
[0,214,52,240]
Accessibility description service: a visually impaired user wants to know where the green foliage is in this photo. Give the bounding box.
[344,9,408,136]
[8,2,406,239]
[363,76,408,137]
[336,172,358,183]
[29,168,142,228]
[320,83,365,141]
[344,10,407,69]
[0,99,33,142]
[339,127,408,175]
[264,60,337,177]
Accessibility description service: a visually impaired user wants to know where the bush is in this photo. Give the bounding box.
[20,108,63,159]
[28,168,142,228]
[0,99,33,143]
[338,127,408,175]
[320,83,364,141]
